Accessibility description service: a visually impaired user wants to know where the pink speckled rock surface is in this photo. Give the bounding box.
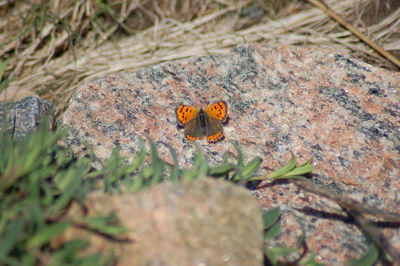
[62,44,400,264]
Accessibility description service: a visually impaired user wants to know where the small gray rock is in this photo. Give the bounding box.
[0,96,53,138]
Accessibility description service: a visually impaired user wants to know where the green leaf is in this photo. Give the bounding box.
[267,152,297,178]
[28,221,71,247]
[263,207,281,229]
[232,142,244,167]
[265,246,297,265]
[50,239,103,265]
[129,175,144,192]
[298,157,314,168]
[208,163,233,176]
[241,156,262,180]
[197,159,209,179]
[265,247,278,265]
[0,219,25,258]
[142,166,154,179]
[55,160,85,191]
[41,182,53,206]
[182,168,198,182]
[129,140,146,173]
[192,145,205,170]
[21,253,36,266]
[52,161,86,212]
[265,222,281,239]
[348,244,379,266]
[83,213,127,235]
[183,146,207,182]
[27,199,45,229]
[149,138,164,184]
[283,165,315,177]
[150,160,164,185]
[167,144,180,182]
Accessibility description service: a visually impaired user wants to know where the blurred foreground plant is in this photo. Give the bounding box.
[3,118,381,266]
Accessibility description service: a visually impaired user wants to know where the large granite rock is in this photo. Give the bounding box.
[62,44,400,264]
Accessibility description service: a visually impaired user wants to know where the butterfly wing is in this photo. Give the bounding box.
[204,116,224,143]
[204,101,228,122]
[176,105,199,126]
[183,116,204,141]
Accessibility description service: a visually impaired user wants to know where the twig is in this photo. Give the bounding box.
[307,0,400,69]
[346,208,400,265]
[286,177,400,264]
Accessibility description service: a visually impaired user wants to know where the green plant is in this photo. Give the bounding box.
[0,121,117,265]
[1,118,386,265]
[262,207,324,266]
[249,152,315,182]
[0,119,265,265]
[262,206,380,266]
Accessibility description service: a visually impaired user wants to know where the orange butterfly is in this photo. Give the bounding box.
[176,101,228,143]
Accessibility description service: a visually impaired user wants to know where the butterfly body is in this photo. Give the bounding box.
[176,101,228,143]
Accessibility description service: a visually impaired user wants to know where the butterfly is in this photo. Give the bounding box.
[176,101,228,143]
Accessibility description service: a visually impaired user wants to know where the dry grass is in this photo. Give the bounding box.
[1,0,399,115]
